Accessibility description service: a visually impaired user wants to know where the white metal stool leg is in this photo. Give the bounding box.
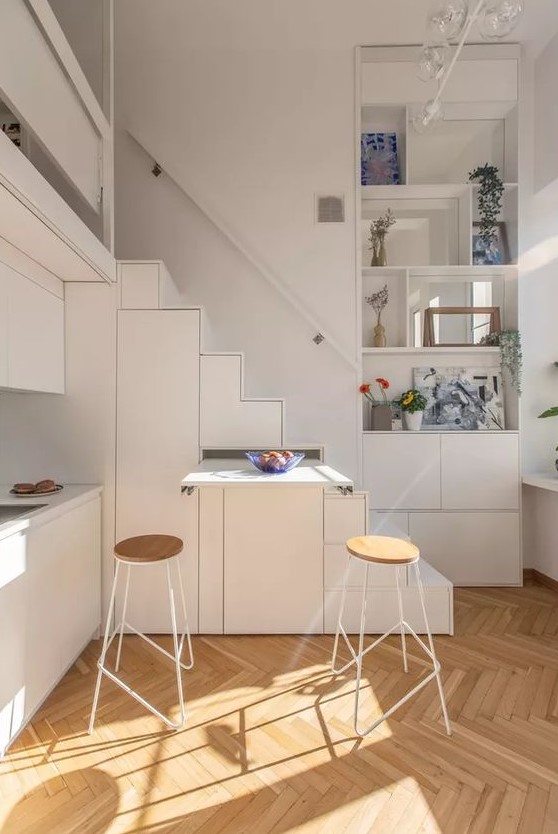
[115,564,131,673]
[175,557,194,670]
[414,561,452,736]
[395,565,408,673]
[331,555,352,674]
[89,560,121,734]
[166,559,186,727]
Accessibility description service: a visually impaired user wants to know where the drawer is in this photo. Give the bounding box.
[324,587,452,635]
[324,492,367,544]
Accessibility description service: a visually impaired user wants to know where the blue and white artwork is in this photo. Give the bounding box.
[361,132,400,186]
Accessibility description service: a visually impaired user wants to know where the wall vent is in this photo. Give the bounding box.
[316,194,345,223]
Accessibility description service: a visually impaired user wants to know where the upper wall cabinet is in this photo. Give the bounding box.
[0,0,115,283]
[0,262,64,394]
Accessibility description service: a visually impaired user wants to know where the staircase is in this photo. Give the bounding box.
[118,259,285,451]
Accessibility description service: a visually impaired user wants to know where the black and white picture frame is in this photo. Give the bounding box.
[413,366,505,431]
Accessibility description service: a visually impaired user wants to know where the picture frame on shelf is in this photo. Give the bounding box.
[413,366,505,431]
[361,132,400,185]
[472,222,510,266]
[423,306,502,348]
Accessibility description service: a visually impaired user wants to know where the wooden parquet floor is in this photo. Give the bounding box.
[2,585,558,834]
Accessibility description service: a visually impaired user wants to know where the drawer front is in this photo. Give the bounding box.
[324,492,367,544]
[409,512,521,585]
[324,588,452,634]
[370,511,409,539]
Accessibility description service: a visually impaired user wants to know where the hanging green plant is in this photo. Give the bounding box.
[469,164,504,247]
[479,329,522,394]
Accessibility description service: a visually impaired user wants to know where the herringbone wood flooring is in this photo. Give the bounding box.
[2,585,558,834]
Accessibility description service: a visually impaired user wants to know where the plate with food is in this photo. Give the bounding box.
[10,480,63,496]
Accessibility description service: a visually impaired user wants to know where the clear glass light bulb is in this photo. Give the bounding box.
[478,0,524,39]
[426,0,469,42]
[412,99,445,134]
[417,43,451,81]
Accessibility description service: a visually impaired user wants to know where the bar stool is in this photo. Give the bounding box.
[331,535,451,737]
[89,534,194,733]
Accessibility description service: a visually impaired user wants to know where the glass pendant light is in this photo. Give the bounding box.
[417,43,451,81]
[478,0,524,39]
[412,98,445,134]
[426,0,469,42]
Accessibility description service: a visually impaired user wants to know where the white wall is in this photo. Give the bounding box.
[520,32,558,578]
[114,1,416,478]
[534,32,558,193]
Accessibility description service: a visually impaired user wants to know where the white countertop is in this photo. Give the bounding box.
[182,459,353,489]
[523,473,558,493]
[0,484,102,539]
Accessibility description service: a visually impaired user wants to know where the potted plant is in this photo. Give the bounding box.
[479,329,522,394]
[469,164,505,263]
[398,388,427,431]
[368,208,396,267]
[359,378,391,430]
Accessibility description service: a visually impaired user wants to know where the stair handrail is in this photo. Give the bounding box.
[126,127,358,371]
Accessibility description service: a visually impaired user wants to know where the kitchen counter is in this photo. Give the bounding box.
[182,459,353,490]
[0,484,103,539]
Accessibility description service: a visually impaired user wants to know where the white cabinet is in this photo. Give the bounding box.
[363,432,521,585]
[116,309,201,633]
[0,263,64,394]
[223,487,323,634]
[409,512,521,585]
[7,270,65,393]
[0,494,101,756]
[441,434,520,510]
[363,433,441,510]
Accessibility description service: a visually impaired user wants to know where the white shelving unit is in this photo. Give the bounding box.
[357,44,522,586]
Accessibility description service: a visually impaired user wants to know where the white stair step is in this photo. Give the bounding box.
[200,354,284,448]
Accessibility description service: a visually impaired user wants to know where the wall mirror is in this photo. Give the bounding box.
[408,275,505,347]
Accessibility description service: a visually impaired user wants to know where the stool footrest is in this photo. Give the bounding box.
[96,663,185,730]
[118,621,194,671]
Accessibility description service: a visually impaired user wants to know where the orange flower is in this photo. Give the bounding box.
[359,383,370,394]
[376,377,390,390]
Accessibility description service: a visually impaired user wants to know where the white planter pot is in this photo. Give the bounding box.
[403,410,424,431]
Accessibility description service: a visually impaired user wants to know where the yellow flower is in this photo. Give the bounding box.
[402,393,414,407]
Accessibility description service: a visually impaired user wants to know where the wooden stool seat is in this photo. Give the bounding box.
[114,534,184,563]
[346,535,419,565]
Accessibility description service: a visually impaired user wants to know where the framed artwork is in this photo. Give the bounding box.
[361,132,400,185]
[413,366,505,431]
[472,222,510,265]
[423,306,501,347]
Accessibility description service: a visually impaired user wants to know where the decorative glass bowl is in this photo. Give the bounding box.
[245,451,305,474]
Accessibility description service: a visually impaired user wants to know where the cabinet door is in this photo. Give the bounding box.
[224,487,323,633]
[116,310,201,633]
[0,265,8,386]
[409,512,521,585]
[441,434,519,510]
[363,434,441,510]
[7,273,64,393]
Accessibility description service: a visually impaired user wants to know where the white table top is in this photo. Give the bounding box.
[182,459,353,489]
